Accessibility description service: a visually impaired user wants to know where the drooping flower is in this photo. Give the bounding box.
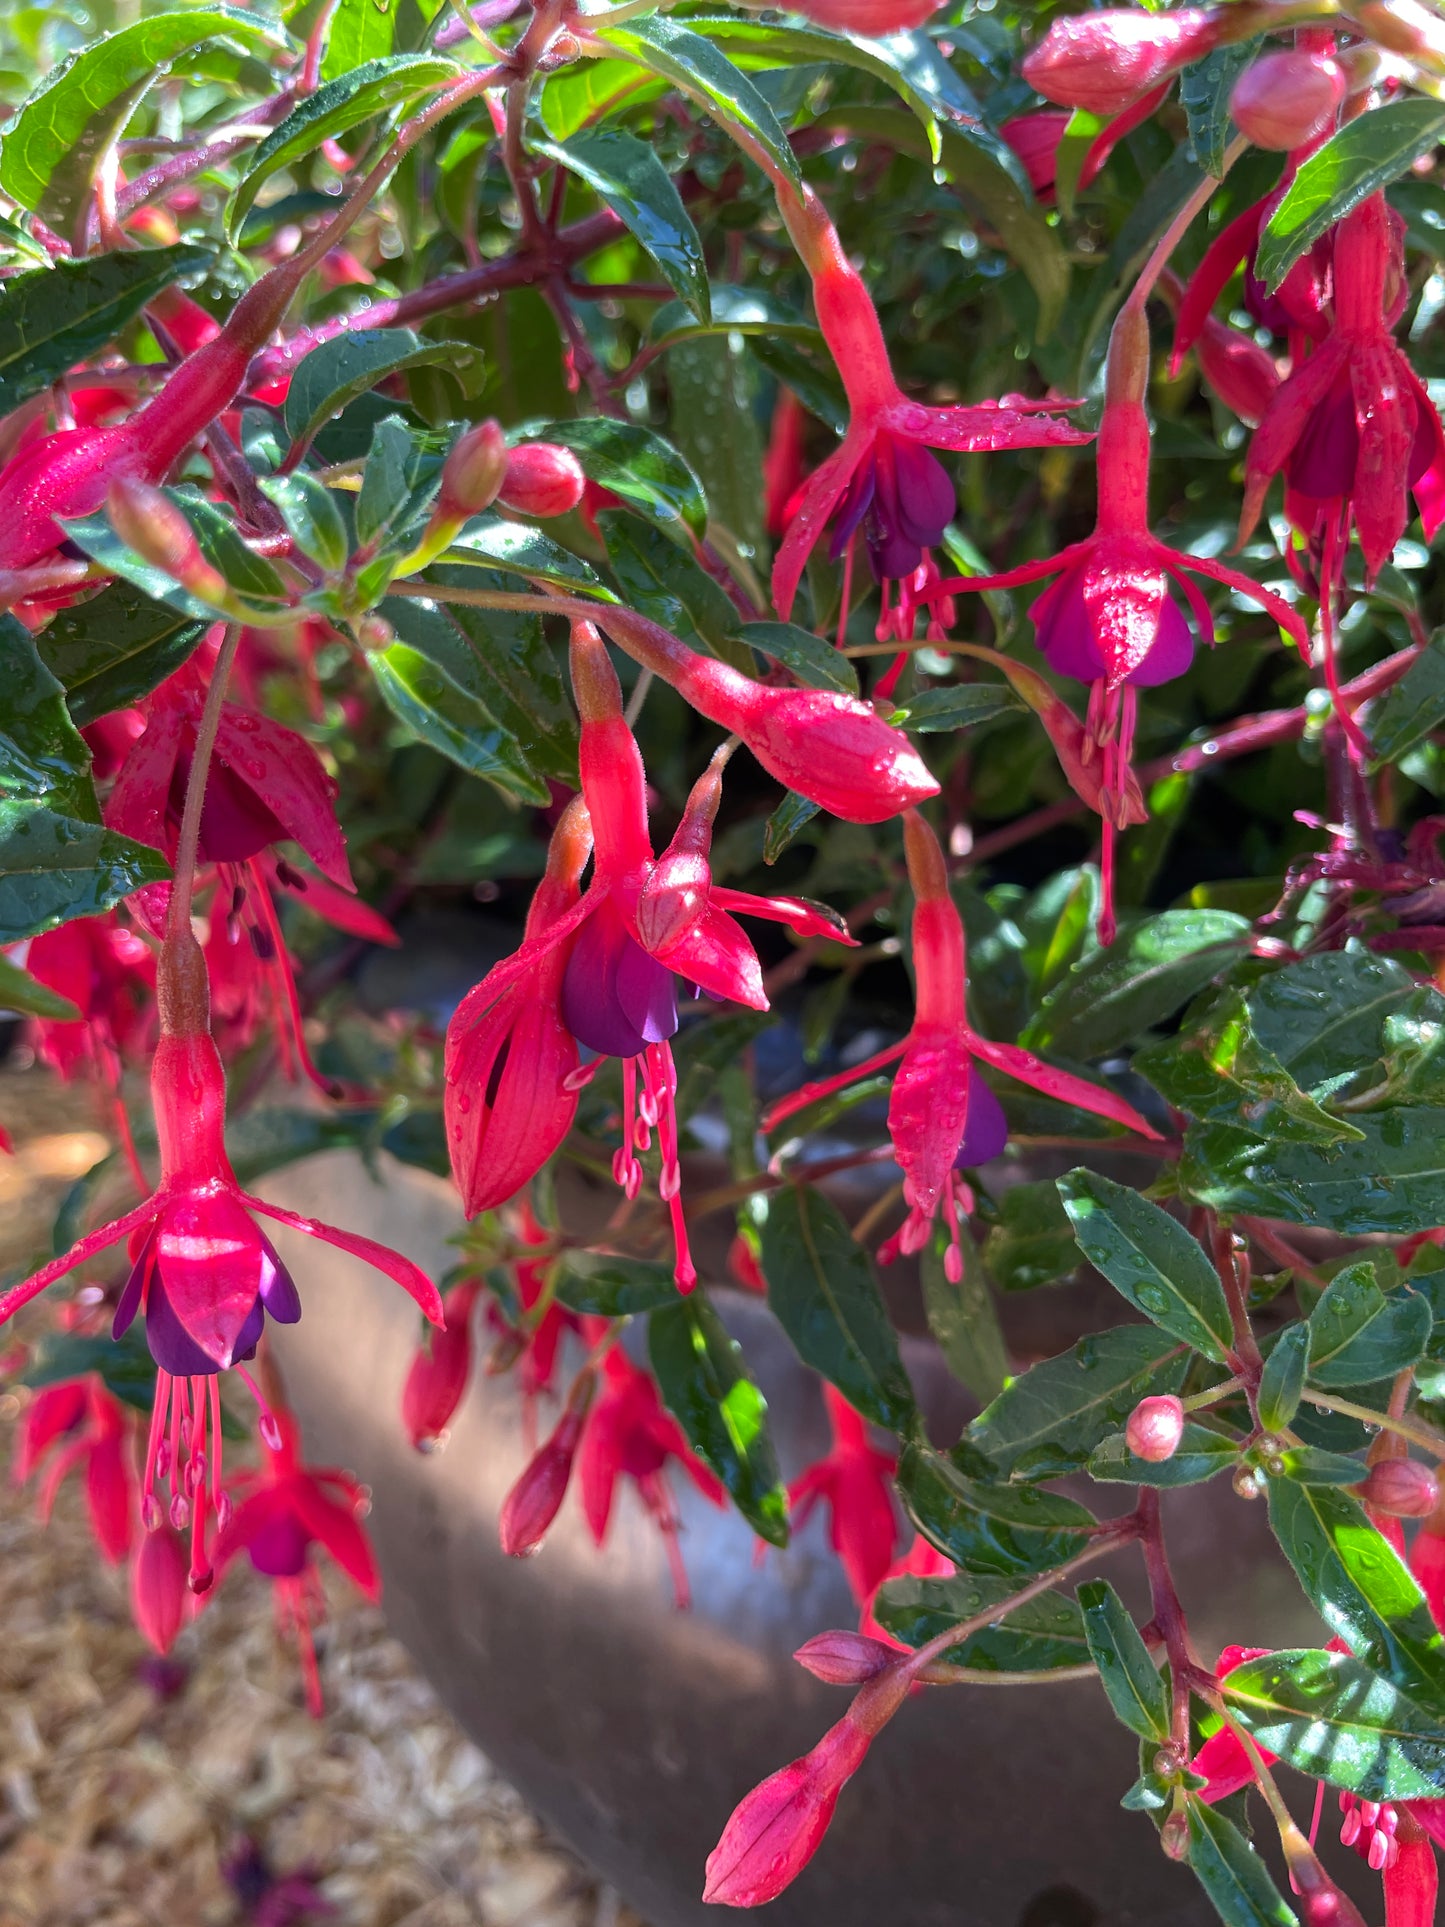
[498,1365,595,1558]
[1229,44,1345,151]
[764,810,1157,1276]
[212,1408,379,1717]
[1019,8,1222,117]
[130,1522,191,1655]
[786,1386,898,1607]
[15,1376,134,1565]
[401,1277,483,1450]
[446,624,856,1288]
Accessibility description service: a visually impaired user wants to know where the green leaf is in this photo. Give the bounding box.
[0,9,284,233]
[1183,1108,1445,1237]
[1078,1580,1169,1740]
[665,333,764,556]
[0,244,212,412]
[0,952,81,1020]
[523,418,706,541]
[1223,1648,1445,1801]
[596,18,803,193]
[1185,1796,1299,1927]
[355,414,435,551]
[891,683,1024,733]
[259,470,349,572]
[321,0,400,82]
[739,620,858,695]
[36,581,206,726]
[538,58,665,142]
[1377,988,1445,1104]
[0,801,168,942]
[646,283,821,355]
[598,510,752,675]
[367,638,549,802]
[1022,910,1250,1059]
[1257,1322,1309,1432]
[757,1183,917,1434]
[921,1220,1006,1405]
[982,1180,1078,1293]
[1057,1170,1236,1364]
[872,1573,1090,1676]
[1368,629,1445,767]
[20,1324,158,1416]
[281,329,479,465]
[385,586,577,783]
[533,127,710,323]
[648,1293,789,1547]
[0,613,92,804]
[1306,1262,1431,1389]
[1257,100,1445,291]
[231,55,461,237]
[1276,1447,1368,1486]
[898,1438,1098,1578]
[168,487,290,603]
[1089,1423,1240,1487]
[441,516,614,598]
[763,790,821,864]
[967,1324,1188,1479]
[553,1251,678,1317]
[1180,42,1259,178]
[1266,1478,1445,1707]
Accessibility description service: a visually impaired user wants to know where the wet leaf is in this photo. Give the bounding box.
[36,582,206,727]
[524,418,707,540]
[0,802,169,942]
[1089,1423,1240,1486]
[1185,1796,1298,1927]
[1257,1322,1309,1432]
[899,1438,1097,1577]
[872,1572,1089,1675]
[740,621,858,695]
[1023,910,1250,1060]
[1223,1648,1445,1801]
[553,1251,678,1317]
[281,330,479,465]
[982,1180,1078,1293]
[921,1219,1006,1406]
[598,511,752,675]
[1306,1262,1431,1388]
[1078,1580,1169,1740]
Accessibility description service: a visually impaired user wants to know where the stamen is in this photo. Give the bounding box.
[234,1362,283,1451]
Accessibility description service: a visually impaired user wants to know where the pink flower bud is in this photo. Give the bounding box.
[1358,1457,1440,1518]
[1126,1394,1185,1463]
[723,684,938,825]
[438,419,507,520]
[1195,315,1280,427]
[498,1371,594,1557]
[793,1631,898,1685]
[498,442,586,519]
[131,1526,191,1655]
[1229,48,1345,150]
[107,477,227,601]
[401,1281,480,1450]
[1021,9,1220,117]
[782,0,939,30]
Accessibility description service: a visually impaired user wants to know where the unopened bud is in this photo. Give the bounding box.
[1195,316,1280,427]
[401,1281,479,1450]
[1358,1457,1439,1518]
[130,1526,190,1655]
[1282,1821,1371,1927]
[439,419,507,520]
[498,442,586,519]
[1229,49,1345,150]
[107,477,228,602]
[1159,1809,1190,1862]
[1021,8,1221,117]
[783,0,939,31]
[1127,1395,1186,1463]
[794,1630,899,1685]
[497,1369,594,1557]
[355,614,395,652]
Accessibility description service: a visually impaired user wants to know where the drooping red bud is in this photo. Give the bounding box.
[401,1279,482,1450]
[1126,1394,1186,1463]
[1021,9,1221,116]
[1194,315,1280,427]
[793,1630,898,1685]
[1358,1457,1439,1518]
[1229,48,1345,150]
[782,0,939,30]
[131,1526,191,1655]
[498,442,586,519]
[721,684,937,825]
[107,478,227,602]
[498,1369,595,1557]
[438,419,507,520]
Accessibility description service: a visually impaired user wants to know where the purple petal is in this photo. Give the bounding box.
[113,1230,156,1339]
[1126,590,1195,687]
[257,1236,302,1325]
[144,1269,259,1376]
[954,1067,1009,1169]
[1032,566,1106,682]
[891,438,956,548]
[562,911,677,1058]
[1244,266,1293,338]
[614,936,680,1047]
[828,457,875,561]
[244,1507,312,1578]
[1287,370,1358,499]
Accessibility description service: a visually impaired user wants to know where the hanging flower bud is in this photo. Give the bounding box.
[498,1368,595,1557]
[401,1279,483,1450]
[1021,8,1222,116]
[438,419,508,521]
[784,0,939,32]
[793,1630,900,1686]
[1358,1457,1440,1518]
[1229,46,1345,150]
[1126,1394,1186,1463]
[106,478,229,605]
[1194,314,1281,427]
[497,442,586,519]
[131,1526,191,1655]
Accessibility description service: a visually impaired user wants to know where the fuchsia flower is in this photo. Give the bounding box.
[765,810,1156,1276]
[24,915,154,1084]
[446,622,857,1289]
[131,1523,191,1655]
[0,942,441,1595]
[213,1408,379,1717]
[1239,194,1445,585]
[401,1277,483,1450]
[930,304,1308,940]
[1019,8,1222,117]
[787,1386,898,1607]
[771,191,1091,624]
[15,1376,133,1565]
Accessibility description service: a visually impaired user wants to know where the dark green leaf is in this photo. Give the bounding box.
[967,1324,1188,1479]
[598,511,751,675]
[982,1180,1078,1293]
[0,244,211,411]
[524,418,707,540]
[1257,1322,1309,1432]
[355,415,435,551]
[259,470,349,572]
[1089,1423,1240,1486]
[441,516,613,598]
[553,1251,678,1317]
[281,330,479,465]
[899,1438,1097,1577]
[1378,989,1445,1104]
[231,55,462,236]
[1078,1580,1169,1740]
[1266,1478,1445,1706]
[1306,1263,1431,1388]
[1181,42,1259,178]
[1223,1648,1445,1801]
[534,127,709,323]
[1257,101,1445,290]
[37,582,206,726]
[1369,629,1445,766]
[1023,910,1250,1059]
[0,9,283,232]
[891,683,1024,733]
[368,638,549,802]
[646,283,821,354]
[1183,1108,1445,1236]
[20,1324,158,1415]
[0,613,91,804]
[0,801,168,942]
[1057,1170,1236,1363]
[648,1293,789,1546]
[59,510,231,623]
[921,1220,1006,1405]
[872,1572,1090,1676]
[0,952,81,1020]
[763,790,821,864]
[1185,1796,1299,1927]
[739,620,858,694]
[1275,1447,1367,1486]
[665,334,764,555]
[757,1183,917,1433]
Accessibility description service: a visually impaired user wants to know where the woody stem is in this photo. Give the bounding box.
[166,623,242,946]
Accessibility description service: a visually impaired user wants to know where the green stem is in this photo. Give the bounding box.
[1302,1390,1445,1460]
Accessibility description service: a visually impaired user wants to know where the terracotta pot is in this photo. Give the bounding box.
[263,1151,1333,1927]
